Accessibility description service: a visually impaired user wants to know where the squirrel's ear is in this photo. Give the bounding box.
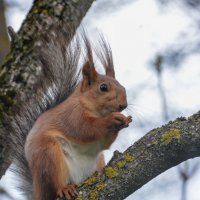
[81,61,98,91]
[106,67,115,78]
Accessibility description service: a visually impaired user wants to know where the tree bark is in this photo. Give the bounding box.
[0,0,9,66]
[0,0,95,177]
[73,111,200,200]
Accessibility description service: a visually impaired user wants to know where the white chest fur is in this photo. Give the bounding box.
[62,141,102,184]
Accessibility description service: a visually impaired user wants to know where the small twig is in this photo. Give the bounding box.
[7,26,17,47]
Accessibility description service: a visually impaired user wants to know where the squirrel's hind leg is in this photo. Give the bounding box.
[26,132,77,200]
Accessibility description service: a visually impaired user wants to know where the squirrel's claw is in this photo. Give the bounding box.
[57,184,78,200]
[126,116,133,124]
[109,112,132,131]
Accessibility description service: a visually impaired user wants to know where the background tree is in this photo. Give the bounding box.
[152,1,200,199]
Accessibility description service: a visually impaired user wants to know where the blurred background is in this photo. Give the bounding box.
[0,0,200,199]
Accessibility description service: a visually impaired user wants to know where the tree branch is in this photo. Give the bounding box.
[73,111,200,200]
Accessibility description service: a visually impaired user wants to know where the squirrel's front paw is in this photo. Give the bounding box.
[57,184,78,200]
[109,112,132,131]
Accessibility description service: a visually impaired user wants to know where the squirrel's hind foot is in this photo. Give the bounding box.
[57,184,78,200]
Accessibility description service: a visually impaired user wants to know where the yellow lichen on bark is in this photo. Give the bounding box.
[161,128,181,145]
[125,153,135,162]
[105,166,118,178]
[83,176,97,186]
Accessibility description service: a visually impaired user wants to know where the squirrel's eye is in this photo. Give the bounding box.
[100,83,108,92]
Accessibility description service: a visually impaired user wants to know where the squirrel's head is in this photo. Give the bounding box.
[76,34,127,116]
[79,61,127,116]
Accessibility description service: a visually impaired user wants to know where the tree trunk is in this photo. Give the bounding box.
[0,0,9,66]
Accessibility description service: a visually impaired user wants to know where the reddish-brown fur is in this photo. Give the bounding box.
[25,43,132,200]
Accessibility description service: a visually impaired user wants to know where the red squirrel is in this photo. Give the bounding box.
[5,26,132,200]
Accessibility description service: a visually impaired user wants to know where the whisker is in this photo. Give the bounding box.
[124,103,159,129]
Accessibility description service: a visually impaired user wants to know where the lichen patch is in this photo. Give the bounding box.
[161,128,181,145]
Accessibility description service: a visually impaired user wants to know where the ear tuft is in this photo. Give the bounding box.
[106,67,115,78]
[81,61,98,91]
[94,34,115,78]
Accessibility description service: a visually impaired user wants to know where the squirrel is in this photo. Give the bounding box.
[4,26,132,200]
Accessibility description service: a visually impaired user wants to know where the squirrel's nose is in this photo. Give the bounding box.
[119,103,127,111]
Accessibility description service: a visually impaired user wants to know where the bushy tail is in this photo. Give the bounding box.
[3,25,80,199]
